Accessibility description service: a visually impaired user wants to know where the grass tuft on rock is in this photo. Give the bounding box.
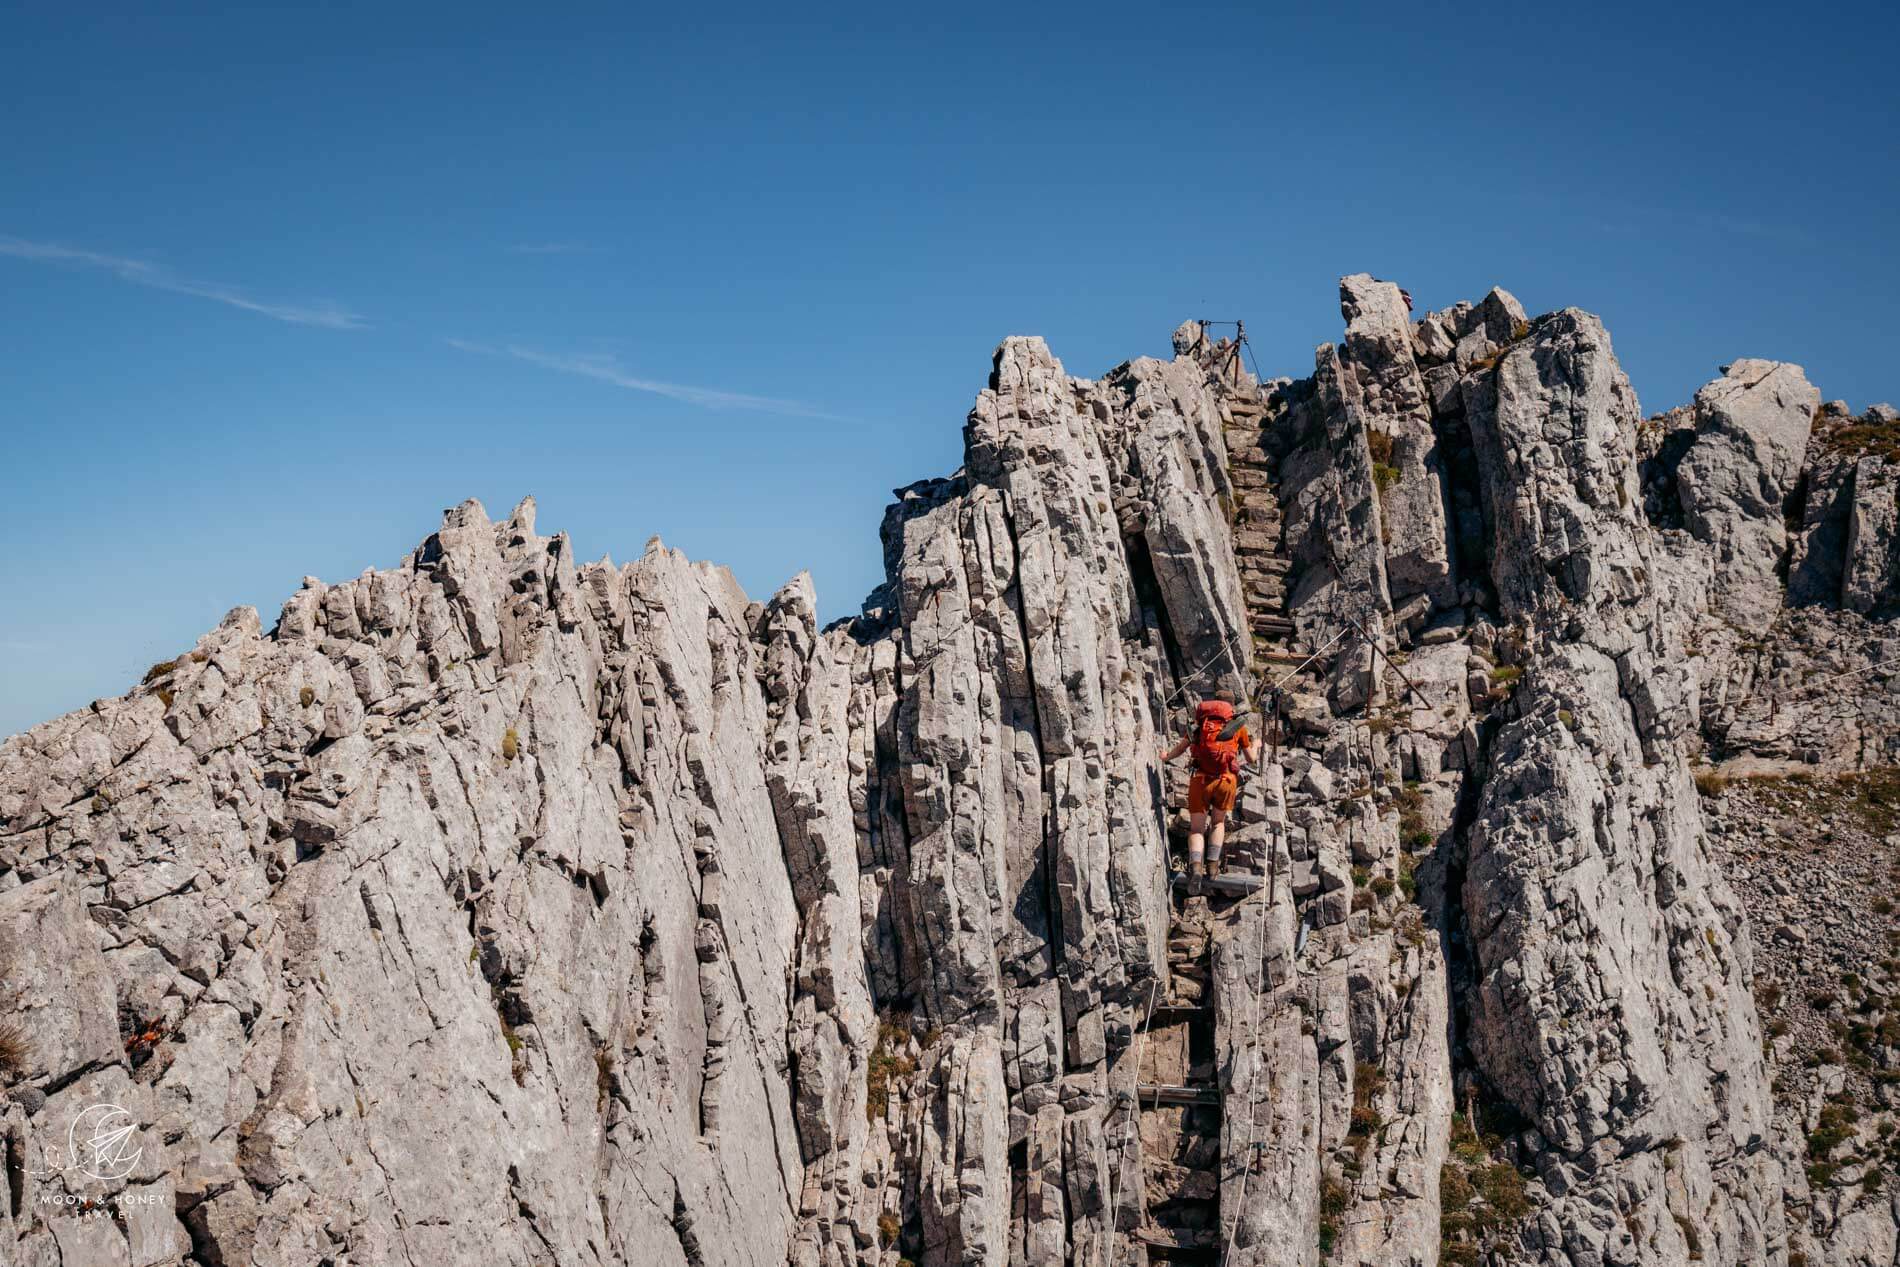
[866,1012,916,1122]
[1823,414,1900,461]
[1440,1108,1533,1261]
[0,1021,30,1078]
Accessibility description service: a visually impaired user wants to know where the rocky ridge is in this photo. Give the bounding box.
[0,277,1895,1266]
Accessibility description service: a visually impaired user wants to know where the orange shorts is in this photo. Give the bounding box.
[1188,772,1238,816]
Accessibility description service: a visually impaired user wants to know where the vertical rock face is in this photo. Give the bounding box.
[1460,313,1779,1265]
[2,279,1894,1267]
[1842,457,1900,614]
[1277,342,1391,712]
[759,575,885,1267]
[1674,359,1820,634]
[1788,403,1900,616]
[849,336,1256,1264]
[1338,273,1456,613]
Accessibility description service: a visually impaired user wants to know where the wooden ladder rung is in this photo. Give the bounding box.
[1141,1004,1212,1028]
[1134,1225,1218,1250]
[1136,1083,1220,1107]
[1170,872,1263,896]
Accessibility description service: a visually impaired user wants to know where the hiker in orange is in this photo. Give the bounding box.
[1159,690,1258,884]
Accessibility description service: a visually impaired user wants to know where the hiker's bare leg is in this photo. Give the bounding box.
[1206,812,1227,874]
[1188,812,1208,871]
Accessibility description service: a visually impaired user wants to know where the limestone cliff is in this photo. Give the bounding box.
[1,279,1894,1266]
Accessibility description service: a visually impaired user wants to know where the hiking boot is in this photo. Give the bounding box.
[1205,856,1223,880]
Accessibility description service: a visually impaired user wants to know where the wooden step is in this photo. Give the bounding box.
[1171,871,1264,897]
[1137,1083,1221,1107]
[1134,1226,1219,1251]
[1141,1004,1212,1028]
[1250,616,1296,635]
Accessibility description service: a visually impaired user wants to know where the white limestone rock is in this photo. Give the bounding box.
[3,283,1891,1267]
[1461,313,1782,1265]
[1676,359,1820,633]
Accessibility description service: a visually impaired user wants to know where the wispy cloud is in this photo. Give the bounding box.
[0,236,367,329]
[4,235,835,418]
[507,242,598,256]
[446,338,839,418]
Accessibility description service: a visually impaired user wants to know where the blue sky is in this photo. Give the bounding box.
[3,2,1896,737]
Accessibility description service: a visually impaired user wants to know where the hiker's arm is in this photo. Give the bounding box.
[1159,735,1190,763]
[1242,735,1259,767]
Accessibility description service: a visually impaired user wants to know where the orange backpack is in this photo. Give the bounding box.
[1190,700,1242,778]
